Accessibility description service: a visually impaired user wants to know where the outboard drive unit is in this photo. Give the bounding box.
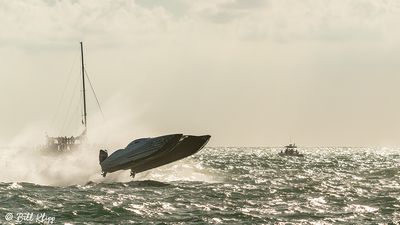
[99,149,108,164]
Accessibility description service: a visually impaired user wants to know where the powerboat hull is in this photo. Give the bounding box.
[278,153,304,157]
[131,135,210,173]
[99,134,211,176]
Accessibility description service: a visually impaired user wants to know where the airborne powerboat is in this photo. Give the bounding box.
[278,143,304,157]
[99,134,211,178]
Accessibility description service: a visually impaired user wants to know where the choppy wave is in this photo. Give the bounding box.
[1,147,400,224]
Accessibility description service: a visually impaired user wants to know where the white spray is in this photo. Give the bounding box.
[0,96,218,186]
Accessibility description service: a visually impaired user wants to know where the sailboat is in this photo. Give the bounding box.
[40,42,212,177]
[42,42,89,153]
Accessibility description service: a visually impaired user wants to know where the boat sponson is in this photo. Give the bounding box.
[130,135,211,174]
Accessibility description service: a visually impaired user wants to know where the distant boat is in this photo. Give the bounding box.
[278,143,304,157]
[42,42,90,153]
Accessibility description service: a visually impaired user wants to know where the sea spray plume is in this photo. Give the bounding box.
[0,95,144,186]
[0,95,217,185]
[0,97,109,185]
[0,124,50,184]
[0,134,100,186]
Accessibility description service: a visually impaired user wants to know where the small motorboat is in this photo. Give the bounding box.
[99,134,211,178]
[278,143,304,157]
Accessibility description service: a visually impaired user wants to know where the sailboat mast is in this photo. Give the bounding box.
[80,42,87,129]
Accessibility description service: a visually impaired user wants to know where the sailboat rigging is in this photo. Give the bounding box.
[43,42,90,152]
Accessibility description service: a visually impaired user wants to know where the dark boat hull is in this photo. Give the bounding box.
[131,135,210,173]
[100,134,211,175]
[278,153,304,157]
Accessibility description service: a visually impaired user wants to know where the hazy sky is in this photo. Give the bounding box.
[1,0,400,146]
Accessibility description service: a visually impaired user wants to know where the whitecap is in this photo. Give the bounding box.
[344,204,378,213]
[7,182,23,190]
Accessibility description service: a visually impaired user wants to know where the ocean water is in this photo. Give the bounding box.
[1,147,399,224]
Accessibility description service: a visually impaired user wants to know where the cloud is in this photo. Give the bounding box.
[1,0,400,146]
[1,0,400,46]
